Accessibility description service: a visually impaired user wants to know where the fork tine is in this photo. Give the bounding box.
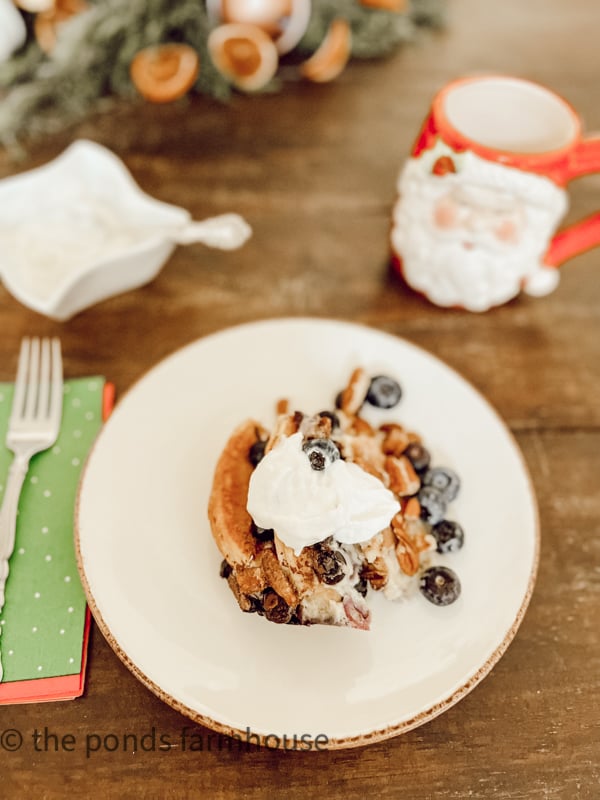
[24,337,40,419]
[38,338,51,419]
[11,338,30,421]
[49,338,63,428]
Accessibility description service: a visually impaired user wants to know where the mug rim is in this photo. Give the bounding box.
[432,75,581,166]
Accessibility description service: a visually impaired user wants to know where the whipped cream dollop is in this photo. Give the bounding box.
[247,432,400,554]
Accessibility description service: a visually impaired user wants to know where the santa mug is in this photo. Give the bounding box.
[391,75,600,311]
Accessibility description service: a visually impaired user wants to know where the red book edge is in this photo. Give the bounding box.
[0,381,115,704]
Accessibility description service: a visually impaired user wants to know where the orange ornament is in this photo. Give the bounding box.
[299,18,352,83]
[130,44,200,104]
[360,0,407,11]
[34,0,88,55]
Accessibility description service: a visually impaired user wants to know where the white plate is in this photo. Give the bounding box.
[76,318,539,749]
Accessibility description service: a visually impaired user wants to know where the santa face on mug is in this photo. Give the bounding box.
[391,148,568,311]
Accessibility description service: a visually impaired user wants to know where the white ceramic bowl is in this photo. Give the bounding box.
[0,140,250,320]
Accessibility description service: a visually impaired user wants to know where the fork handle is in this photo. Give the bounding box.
[0,454,30,612]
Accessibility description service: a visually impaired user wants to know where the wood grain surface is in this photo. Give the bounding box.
[1,0,599,797]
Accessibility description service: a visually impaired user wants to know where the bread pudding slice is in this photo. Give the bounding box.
[208,368,463,629]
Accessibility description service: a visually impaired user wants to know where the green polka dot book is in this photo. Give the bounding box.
[0,377,113,704]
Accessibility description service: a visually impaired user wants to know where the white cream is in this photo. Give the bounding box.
[247,432,400,554]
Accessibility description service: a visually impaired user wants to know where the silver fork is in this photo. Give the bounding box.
[0,338,63,680]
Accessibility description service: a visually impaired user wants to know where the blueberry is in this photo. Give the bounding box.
[219,560,232,579]
[422,467,460,502]
[302,438,340,471]
[419,566,461,606]
[354,578,368,597]
[418,486,447,525]
[404,442,431,473]
[366,375,402,409]
[314,546,347,585]
[251,521,274,542]
[244,595,262,614]
[431,520,465,554]
[309,452,326,470]
[249,440,266,467]
[262,589,293,624]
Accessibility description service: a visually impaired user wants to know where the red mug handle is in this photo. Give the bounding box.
[544,136,600,267]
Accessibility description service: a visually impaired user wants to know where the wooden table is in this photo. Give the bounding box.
[1,0,599,796]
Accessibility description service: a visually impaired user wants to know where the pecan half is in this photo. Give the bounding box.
[348,415,375,436]
[395,535,419,576]
[402,496,421,518]
[339,367,370,415]
[276,398,289,415]
[226,572,256,612]
[391,513,422,576]
[236,563,267,594]
[260,548,299,606]
[385,455,421,496]
[361,557,388,590]
[303,413,332,439]
[265,412,301,453]
[380,423,410,457]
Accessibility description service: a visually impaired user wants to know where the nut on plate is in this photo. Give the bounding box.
[385,455,420,496]
[338,367,370,416]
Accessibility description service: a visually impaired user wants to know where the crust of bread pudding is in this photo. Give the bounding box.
[207,419,263,567]
[208,418,307,609]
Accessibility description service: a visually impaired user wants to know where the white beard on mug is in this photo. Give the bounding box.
[391,152,568,311]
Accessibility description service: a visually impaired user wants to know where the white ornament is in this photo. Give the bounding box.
[15,0,54,11]
[220,0,293,30]
[274,0,311,54]
[206,0,311,54]
[0,0,27,64]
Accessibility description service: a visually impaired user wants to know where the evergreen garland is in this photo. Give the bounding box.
[0,0,445,146]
